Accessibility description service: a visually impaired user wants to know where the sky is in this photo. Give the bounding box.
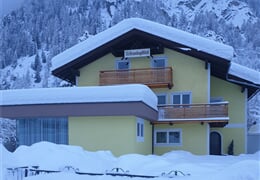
[0,0,26,18]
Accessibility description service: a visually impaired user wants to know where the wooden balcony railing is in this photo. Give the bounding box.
[158,102,229,122]
[99,67,173,89]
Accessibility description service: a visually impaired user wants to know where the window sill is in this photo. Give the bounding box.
[154,143,182,147]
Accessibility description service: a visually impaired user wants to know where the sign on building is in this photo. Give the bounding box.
[124,48,150,58]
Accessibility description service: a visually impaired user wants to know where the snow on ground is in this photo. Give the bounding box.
[1,142,260,180]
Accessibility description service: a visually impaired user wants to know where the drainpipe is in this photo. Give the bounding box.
[151,123,154,154]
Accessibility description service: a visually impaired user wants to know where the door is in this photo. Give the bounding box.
[210,131,221,155]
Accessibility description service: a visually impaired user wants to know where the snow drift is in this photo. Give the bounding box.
[1,142,260,180]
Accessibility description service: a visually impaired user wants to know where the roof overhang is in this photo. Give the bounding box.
[0,84,158,120]
[52,28,231,84]
[51,18,259,99]
[227,62,260,100]
[0,102,157,121]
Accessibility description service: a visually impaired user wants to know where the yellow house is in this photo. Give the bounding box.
[1,18,259,156]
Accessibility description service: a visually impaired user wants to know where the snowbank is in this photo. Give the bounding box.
[1,142,260,180]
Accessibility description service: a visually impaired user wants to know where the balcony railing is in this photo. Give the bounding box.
[99,67,173,89]
[158,102,229,122]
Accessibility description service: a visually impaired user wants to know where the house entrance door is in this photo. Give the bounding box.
[210,131,221,155]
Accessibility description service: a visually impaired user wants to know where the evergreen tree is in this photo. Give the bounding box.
[227,140,234,155]
[41,51,47,63]
[32,52,42,83]
[34,67,41,83]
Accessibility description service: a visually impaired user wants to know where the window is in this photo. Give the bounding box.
[16,117,68,146]
[172,92,191,105]
[157,94,167,105]
[116,59,130,70]
[155,129,182,146]
[151,57,167,68]
[210,97,224,103]
[136,118,144,142]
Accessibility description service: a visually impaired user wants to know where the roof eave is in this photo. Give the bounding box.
[51,29,232,84]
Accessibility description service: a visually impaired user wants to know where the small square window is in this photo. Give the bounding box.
[156,132,167,143]
[116,60,130,70]
[157,94,167,105]
[182,94,190,104]
[151,57,167,68]
[169,131,180,143]
[173,95,181,104]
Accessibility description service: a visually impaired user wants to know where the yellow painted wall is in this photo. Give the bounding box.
[210,76,246,154]
[78,48,209,104]
[154,123,208,155]
[78,53,115,86]
[131,48,208,104]
[162,49,208,103]
[76,48,210,155]
[69,116,152,156]
[210,128,245,155]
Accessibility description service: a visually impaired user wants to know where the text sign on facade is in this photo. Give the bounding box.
[124,48,150,58]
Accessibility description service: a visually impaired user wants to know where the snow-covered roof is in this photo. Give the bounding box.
[51,18,234,71]
[229,62,260,86]
[0,84,158,110]
[248,123,260,134]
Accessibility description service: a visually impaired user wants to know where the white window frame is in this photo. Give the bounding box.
[136,118,144,142]
[150,56,167,68]
[171,92,192,105]
[154,129,182,146]
[115,59,130,70]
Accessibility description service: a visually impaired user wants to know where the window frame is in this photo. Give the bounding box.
[136,118,144,142]
[115,59,130,70]
[150,56,167,68]
[154,129,182,146]
[210,97,224,103]
[171,92,192,105]
[156,93,167,105]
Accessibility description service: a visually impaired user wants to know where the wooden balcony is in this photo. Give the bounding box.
[99,67,173,89]
[157,102,229,127]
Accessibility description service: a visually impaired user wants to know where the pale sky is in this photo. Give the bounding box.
[0,0,26,18]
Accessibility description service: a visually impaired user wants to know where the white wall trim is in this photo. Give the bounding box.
[75,76,79,86]
[244,88,248,153]
[206,123,210,155]
[207,63,211,103]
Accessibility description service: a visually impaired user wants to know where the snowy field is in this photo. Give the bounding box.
[1,142,260,180]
